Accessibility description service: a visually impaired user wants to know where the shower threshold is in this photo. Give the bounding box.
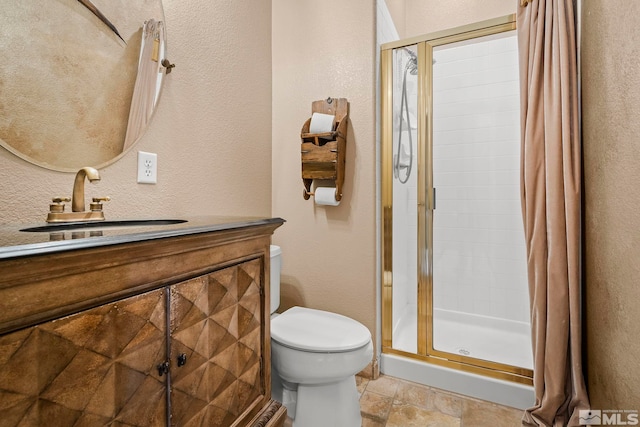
[380,352,534,410]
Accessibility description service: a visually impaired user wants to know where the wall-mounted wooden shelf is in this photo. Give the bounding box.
[301,97,349,202]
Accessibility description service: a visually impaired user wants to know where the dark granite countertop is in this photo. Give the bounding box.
[0,216,285,260]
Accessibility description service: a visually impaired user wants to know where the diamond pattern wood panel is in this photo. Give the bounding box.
[0,289,167,427]
[170,259,264,427]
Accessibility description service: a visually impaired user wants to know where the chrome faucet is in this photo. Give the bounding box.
[72,167,101,212]
[46,167,110,223]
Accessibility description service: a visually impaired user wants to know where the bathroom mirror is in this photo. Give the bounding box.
[0,0,166,172]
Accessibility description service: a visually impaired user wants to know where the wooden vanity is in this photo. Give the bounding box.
[0,216,286,426]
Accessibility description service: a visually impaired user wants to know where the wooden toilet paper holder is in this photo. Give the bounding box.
[301,97,349,201]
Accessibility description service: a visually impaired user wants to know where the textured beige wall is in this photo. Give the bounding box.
[271,1,377,343]
[0,0,272,225]
[582,0,640,409]
[386,0,514,38]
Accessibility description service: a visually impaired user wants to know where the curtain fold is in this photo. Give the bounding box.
[517,1,590,426]
[123,19,165,152]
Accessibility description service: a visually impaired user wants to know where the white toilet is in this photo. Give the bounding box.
[269,245,373,427]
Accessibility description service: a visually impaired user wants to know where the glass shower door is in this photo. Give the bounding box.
[381,15,533,383]
[389,44,419,354]
[430,31,533,371]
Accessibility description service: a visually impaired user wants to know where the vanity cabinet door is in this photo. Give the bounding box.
[169,259,265,427]
[0,289,167,426]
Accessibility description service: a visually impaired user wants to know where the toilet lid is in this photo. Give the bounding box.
[271,306,371,352]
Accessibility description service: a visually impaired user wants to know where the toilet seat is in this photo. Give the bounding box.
[271,306,371,353]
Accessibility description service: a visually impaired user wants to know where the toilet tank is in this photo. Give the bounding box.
[269,245,281,314]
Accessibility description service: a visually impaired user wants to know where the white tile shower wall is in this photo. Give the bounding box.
[432,32,529,324]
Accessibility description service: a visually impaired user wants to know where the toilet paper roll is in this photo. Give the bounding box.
[314,187,340,206]
[309,112,335,133]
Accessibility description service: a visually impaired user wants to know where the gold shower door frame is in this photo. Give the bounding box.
[380,14,533,385]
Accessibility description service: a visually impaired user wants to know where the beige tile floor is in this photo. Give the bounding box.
[357,375,525,427]
[284,374,525,426]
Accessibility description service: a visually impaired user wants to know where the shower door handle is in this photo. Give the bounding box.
[432,188,436,210]
[420,188,436,209]
[427,188,436,210]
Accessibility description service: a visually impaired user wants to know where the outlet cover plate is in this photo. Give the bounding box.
[137,151,157,184]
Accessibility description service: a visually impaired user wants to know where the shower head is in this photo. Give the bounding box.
[403,48,418,75]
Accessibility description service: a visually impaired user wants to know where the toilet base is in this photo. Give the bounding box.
[290,375,362,427]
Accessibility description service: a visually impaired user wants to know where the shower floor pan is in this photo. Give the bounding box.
[393,306,533,369]
[386,305,534,409]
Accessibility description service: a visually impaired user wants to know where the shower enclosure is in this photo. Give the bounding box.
[380,15,533,407]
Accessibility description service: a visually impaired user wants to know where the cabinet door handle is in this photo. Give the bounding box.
[177,353,187,367]
[157,361,170,377]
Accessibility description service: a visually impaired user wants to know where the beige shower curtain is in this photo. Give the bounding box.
[517,0,590,426]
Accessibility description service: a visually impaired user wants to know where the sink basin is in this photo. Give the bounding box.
[20,219,187,233]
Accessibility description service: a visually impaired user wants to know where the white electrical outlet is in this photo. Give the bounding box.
[137,151,157,184]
